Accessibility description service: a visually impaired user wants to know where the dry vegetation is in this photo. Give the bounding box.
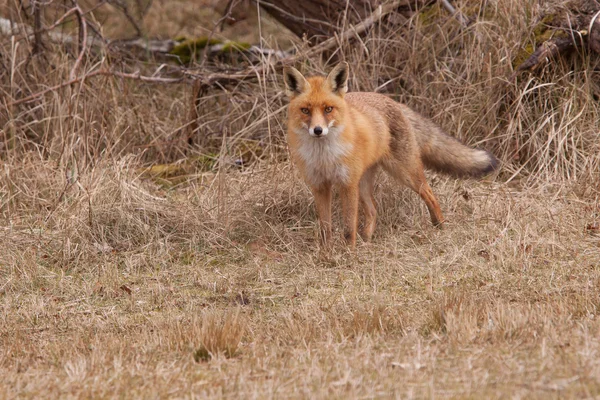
[1,0,600,398]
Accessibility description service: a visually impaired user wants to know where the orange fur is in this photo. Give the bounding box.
[283,62,498,249]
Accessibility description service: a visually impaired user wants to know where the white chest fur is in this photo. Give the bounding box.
[293,127,352,186]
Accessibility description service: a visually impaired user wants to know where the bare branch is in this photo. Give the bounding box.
[258,1,337,32]
[9,69,183,106]
[200,0,240,67]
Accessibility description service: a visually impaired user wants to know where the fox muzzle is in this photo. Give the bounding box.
[309,126,328,137]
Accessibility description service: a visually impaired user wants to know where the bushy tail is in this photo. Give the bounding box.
[401,106,499,178]
[419,132,499,178]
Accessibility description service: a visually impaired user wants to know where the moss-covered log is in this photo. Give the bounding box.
[514,0,600,74]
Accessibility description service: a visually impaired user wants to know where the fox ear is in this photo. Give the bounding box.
[283,67,310,97]
[326,62,349,96]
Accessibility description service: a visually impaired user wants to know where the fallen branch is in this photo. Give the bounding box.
[1,14,287,64]
[0,16,103,50]
[186,0,408,87]
[512,37,580,77]
[258,1,337,36]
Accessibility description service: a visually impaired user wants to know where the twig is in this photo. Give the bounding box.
[44,7,78,31]
[306,2,397,56]
[107,0,144,37]
[31,0,43,55]
[219,0,237,32]
[187,79,202,146]
[134,0,153,20]
[439,0,471,27]
[258,1,337,32]
[10,69,183,106]
[70,2,88,80]
[200,0,240,67]
[589,9,600,34]
[0,50,7,73]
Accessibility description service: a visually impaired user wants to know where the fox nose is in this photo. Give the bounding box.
[313,126,323,136]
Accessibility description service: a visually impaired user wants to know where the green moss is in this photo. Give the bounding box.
[533,14,557,35]
[192,153,219,171]
[418,3,441,26]
[170,36,252,63]
[170,37,223,63]
[513,43,536,68]
[512,14,569,69]
[140,154,219,187]
[221,41,251,52]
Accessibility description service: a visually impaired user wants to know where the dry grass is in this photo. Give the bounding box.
[2,0,600,398]
[1,163,599,398]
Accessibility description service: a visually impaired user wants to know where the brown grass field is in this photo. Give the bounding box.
[1,0,600,398]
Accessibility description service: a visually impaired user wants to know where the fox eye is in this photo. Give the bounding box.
[301,108,310,114]
[324,106,333,113]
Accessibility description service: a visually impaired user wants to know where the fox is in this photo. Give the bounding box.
[282,62,498,249]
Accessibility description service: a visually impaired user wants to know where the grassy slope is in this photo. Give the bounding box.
[1,0,600,398]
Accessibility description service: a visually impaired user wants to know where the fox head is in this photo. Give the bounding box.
[283,62,349,138]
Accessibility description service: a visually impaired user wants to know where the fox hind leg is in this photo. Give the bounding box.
[382,159,444,227]
[409,170,444,227]
[359,165,378,241]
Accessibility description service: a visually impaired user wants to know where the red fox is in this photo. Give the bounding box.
[283,62,498,249]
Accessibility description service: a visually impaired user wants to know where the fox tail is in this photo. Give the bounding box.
[403,107,499,178]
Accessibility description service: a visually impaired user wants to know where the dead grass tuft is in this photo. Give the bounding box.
[194,309,245,361]
[349,303,404,338]
[424,291,482,340]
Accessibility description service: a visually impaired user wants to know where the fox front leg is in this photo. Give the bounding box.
[311,184,333,249]
[340,184,360,249]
